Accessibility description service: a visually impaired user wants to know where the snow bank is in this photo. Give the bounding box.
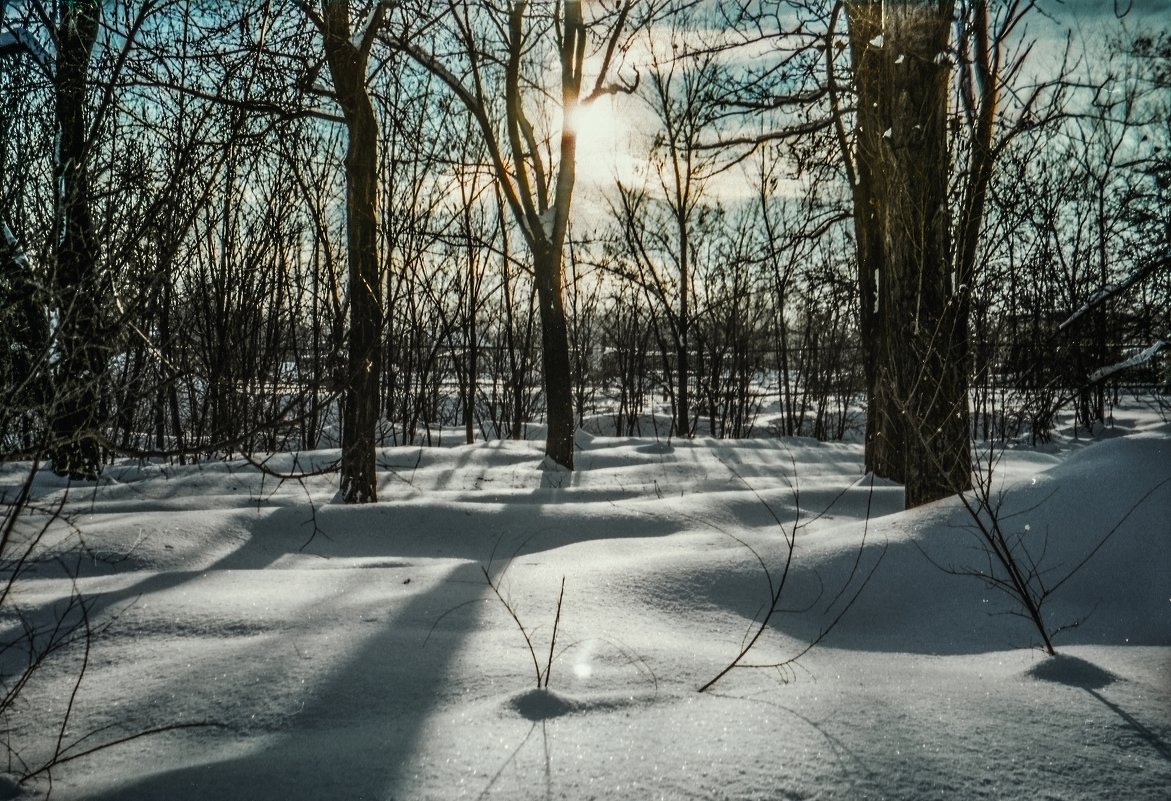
[3,408,1168,800]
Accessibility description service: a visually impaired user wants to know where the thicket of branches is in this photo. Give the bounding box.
[1,0,1167,484]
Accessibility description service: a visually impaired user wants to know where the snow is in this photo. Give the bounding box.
[4,406,1170,800]
[0,221,27,269]
[0,26,50,70]
[1058,252,1170,334]
[538,207,556,240]
[1088,340,1168,383]
[350,2,383,51]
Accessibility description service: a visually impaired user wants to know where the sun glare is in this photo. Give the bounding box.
[568,97,617,139]
[568,97,629,183]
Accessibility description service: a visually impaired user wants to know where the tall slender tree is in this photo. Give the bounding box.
[0,6,51,451]
[308,0,386,502]
[387,0,641,470]
[51,0,105,479]
[610,15,729,439]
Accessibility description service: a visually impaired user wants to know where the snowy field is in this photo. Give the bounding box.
[3,405,1170,800]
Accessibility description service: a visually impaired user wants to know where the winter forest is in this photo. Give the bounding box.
[1,1,1170,799]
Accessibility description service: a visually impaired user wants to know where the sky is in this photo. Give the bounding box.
[569,0,1171,209]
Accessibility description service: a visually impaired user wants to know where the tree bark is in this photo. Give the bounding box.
[847,0,971,508]
[502,0,581,470]
[952,0,997,445]
[322,0,384,502]
[386,0,633,469]
[844,1,885,475]
[51,0,104,479]
[533,241,576,468]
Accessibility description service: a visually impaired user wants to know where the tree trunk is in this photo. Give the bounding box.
[848,0,972,508]
[845,1,885,475]
[953,0,997,446]
[387,1,604,469]
[537,1,585,470]
[534,242,576,468]
[513,0,582,470]
[322,1,384,503]
[51,0,104,479]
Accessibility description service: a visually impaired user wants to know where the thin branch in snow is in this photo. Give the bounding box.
[0,25,51,72]
[1,221,29,270]
[699,457,884,693]
[1088,340,1168,384]
[1058,252,1171,332]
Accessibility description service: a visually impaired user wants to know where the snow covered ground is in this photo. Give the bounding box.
[4,405,1170,800]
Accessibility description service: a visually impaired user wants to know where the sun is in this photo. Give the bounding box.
[567,96,629,183]
[567,96,619,140]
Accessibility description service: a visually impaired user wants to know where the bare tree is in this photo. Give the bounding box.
[285,0,388,501]
[385,0,646,469]
[48,0,105,479]
[0,222,50,453]
[608,13,732,438]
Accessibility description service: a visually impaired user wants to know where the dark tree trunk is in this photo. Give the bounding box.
[848,0,971,508]
[533,1,583,470]
[507,0,583,471]
[534,242,576,468]
[676,220,691,439]
[953,0,996,446]
[387,1,610,470]
[322,1,384,503]
[51,0,104,479]
[845,1,885,475]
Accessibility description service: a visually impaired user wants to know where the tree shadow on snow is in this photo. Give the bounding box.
[1027,653,1117,690]
[1029,654,1171,766]
[79,560,487,801]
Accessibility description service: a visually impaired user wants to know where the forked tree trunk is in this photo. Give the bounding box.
[322,1,383,503]
[847,0,972,508]
[388,0,618,470]
[505,0,583,470]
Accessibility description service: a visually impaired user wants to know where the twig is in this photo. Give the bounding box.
[699,452,882,692]
[482,565,543,687]
[542,577,566,689]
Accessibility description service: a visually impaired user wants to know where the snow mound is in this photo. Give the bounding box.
[506,688,648,721]
[6,404,1169,801]
[766,430,1171,654]
[0,775,21,801]
[1028,654,1119,689]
